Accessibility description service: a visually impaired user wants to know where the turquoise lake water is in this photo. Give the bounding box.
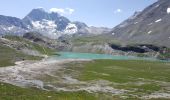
[53,52,160,61]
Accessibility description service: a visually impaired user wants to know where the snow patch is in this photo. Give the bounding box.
[155,19,162,23]
[1,25,19,31]
[112,33,115,35]
[27,25,31,29]
[167,7,170,14]
[148,23,153,26]
[8,26,15,30]
[31,19,59,38]
[147,31,152,34]
[32,19,57,33]
[32,19,57,30]
[155,5,159,8]
[1,27,7,31]
[0,25,27,35]
[64,23,77,34]
[134,22,138,24]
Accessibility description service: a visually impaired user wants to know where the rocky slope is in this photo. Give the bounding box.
[0,15,28,35]
[23,32,72,51]
[1,35,56,56]
[111,0,170,48]
[0,36,41,67]
[69,35,170,60]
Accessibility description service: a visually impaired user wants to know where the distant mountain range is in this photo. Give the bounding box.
[111,0,170,47]
[0,0,170,48]
[0,8,111,38]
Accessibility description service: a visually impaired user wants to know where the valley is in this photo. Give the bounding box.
[0,33,169,100]
[0,0,170,100]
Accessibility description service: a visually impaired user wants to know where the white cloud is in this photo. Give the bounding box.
[49,8,75,15]
[114,9,123,14]
[66,8,75,14]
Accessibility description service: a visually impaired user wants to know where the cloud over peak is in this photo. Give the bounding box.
[49,8,75,15]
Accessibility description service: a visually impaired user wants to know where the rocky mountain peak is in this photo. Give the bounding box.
[23,8,50,21]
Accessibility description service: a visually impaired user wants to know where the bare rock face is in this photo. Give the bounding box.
[71,43,114,54]
[111,0,170,48]
[23,32,72,51]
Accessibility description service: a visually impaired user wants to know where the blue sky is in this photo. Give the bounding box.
[0,0,157,28]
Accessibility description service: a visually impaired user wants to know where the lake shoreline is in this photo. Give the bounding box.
[53,52,170,62]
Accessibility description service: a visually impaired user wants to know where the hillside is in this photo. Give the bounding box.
[0,35,56,67]
[111,0,170,48]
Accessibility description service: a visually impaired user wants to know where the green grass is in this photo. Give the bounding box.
[0,44,42,67]
[158,48,170,60]
[0,35,57,67]
[1,59,170,100]
[62,60,170,99]
[0,82,124,100]
[4,35,56,56]
[31,43,55,55]
[0,35,56,67]
[3,35,25,41]
[0,82,97,100]
[71,34,122,46]
[0,82,168,100]
[66,60,170,83]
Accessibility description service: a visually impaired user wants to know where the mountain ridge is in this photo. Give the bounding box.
[111,0,170,47]
[0,8,111,38]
